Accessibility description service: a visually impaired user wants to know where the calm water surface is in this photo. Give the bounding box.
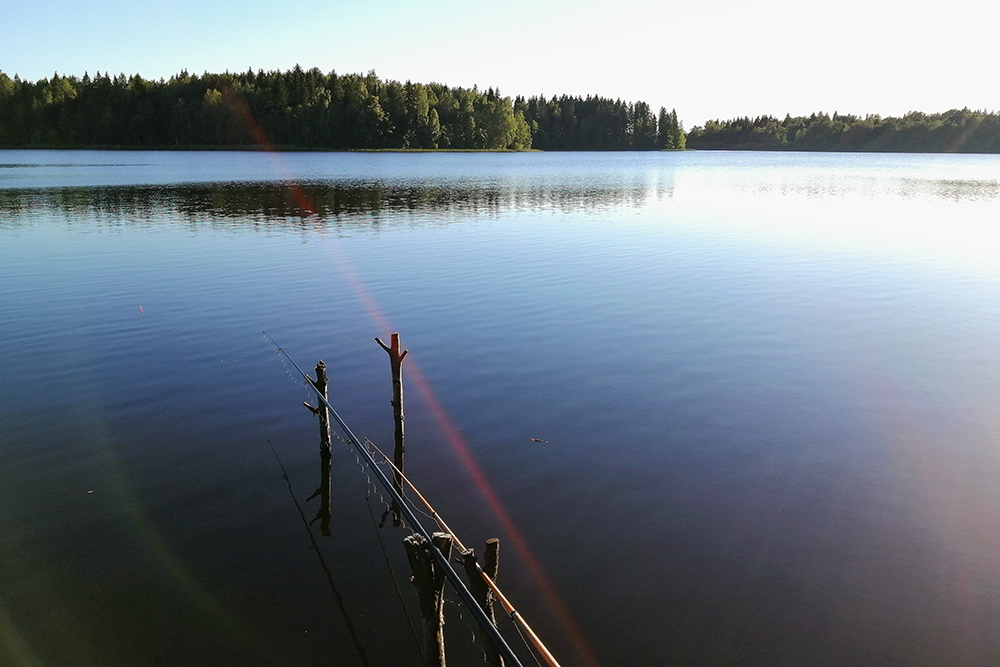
[2,150,1000,666]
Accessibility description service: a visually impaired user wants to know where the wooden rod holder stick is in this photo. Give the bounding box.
[376,333,408,526]
[304,361,333,535]
[462,538,503,667]
[404,532,454,667]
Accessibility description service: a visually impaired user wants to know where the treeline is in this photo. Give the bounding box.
[0,67,683,151]
[517,96,684,150]
[0,67,530,150]
[687,109,1000,153]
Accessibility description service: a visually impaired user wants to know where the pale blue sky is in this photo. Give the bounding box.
[3,0,997,127]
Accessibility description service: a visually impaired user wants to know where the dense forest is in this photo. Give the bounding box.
[520,96,684,150]
[687,110,1000,153]
[0,67,684,151]
[7,66,995,153]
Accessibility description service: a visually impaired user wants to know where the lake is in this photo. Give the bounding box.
[2,149,1000,667]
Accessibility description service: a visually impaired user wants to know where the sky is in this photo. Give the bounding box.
[3,0,998,128]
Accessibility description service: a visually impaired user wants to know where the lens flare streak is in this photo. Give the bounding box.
[230,93,599,667]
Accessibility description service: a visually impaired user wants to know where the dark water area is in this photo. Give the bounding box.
[2,150,1000,666]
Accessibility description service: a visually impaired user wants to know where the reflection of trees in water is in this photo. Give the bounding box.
[902,178,1000,202]
[703,175,1000,203]
[0,179,661,229]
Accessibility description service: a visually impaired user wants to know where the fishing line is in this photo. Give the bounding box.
[332,432,393,518]
[514,619,546,667]
[448,592,543,667]
[360,438,434,529]
[328,432,424,658]
[263,334,315,401]
[444,596,492,667]
[136,304,260,365]
[263,332,528,667]
[360,436,563,667]
[360,472,424,661]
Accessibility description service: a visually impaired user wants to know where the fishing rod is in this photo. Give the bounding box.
[263,333,526,667]
[364,440,562,667]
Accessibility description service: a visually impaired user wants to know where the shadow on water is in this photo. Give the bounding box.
[266,440,370,667]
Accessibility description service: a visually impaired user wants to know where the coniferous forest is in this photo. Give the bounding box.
[0,67,684,151]
[4,66,1000,152]
[687,110,1000,153]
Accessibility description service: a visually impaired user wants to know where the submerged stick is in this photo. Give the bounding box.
[304,361,333,536]
[405,532,454,667]
[364,440,561,667]
[462,539,504,667]
[376,333,408,526]
[264,332,526,667]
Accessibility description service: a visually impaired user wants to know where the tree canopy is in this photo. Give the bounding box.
[12,67,992,153]
[686,110,1000,153]
[514,95,683,150]
[0,68,536,150]
[0,67,682,151]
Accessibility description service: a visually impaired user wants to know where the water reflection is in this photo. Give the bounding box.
[784,175,1000,201]
[3,161,999,233]
[0,177,659,227]
[902,177,1000,201]
[680,168,1000,203]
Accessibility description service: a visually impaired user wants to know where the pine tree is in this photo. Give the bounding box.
[670,109,685,150]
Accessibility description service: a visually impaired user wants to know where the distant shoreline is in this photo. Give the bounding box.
[4,145,998,154]
[0,145,536,153]
[0,145,693,153]
[0,68,683,151]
